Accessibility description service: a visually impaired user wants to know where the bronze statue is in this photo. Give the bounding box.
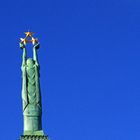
[20,32,44,136]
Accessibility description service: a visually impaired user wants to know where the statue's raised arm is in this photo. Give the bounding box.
[20,42,26,67]
[33,43,40,66]
[22,47,26,67]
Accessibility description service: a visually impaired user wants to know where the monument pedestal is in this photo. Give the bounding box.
[20,130,48,140]
[20,135,48,140]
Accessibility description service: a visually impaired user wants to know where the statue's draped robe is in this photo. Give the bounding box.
[22,63,41,117]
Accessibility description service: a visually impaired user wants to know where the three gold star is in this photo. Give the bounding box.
[20,31,38,45]
[31,37,38,45]
[20,38,27,45]
[25,31,34,37]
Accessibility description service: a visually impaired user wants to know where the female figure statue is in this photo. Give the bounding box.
[20,42,43,135]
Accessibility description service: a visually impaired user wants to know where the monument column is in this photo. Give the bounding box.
[19,32,48,140]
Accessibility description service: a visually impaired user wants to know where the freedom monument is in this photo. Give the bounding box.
[19,32,48,140]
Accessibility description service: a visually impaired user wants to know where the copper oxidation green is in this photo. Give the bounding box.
[19,32,48,139]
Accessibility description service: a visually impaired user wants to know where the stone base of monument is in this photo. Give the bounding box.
[20,130,48,140]
[20,135,48,140]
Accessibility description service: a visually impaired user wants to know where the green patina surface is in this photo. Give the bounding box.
[19,33,48,139]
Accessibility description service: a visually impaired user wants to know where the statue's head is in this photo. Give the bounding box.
[26,58,35,67]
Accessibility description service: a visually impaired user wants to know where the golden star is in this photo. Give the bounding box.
[24,31,34,37]
[31,37,38,45]
[20,38,27,45]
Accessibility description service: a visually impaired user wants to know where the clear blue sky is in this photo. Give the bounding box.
[0,0,140,139]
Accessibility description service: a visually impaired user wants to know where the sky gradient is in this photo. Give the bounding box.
[0,0,140,140]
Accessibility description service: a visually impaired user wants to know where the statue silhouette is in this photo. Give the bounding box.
[20,40,44,135]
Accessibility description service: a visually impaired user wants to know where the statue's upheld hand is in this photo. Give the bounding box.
[34,42,40,49]
[20,42,25,49]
